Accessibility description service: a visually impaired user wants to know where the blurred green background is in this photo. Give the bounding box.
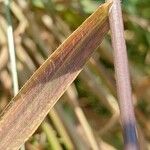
[0,0,149,149]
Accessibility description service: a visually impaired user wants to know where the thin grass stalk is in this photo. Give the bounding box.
[5,0,25,149]
[55,104,89,150]
[5,0,19,95]
[67,84,99,150]
[49,109,74,150]
[106,0,139,149]
[41,121,63,150]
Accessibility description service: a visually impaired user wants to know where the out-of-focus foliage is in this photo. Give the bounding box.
[0,0,149,149]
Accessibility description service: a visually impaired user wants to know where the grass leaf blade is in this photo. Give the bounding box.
[0,2,111,149]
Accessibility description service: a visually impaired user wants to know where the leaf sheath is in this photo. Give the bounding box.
[107,0,139,149]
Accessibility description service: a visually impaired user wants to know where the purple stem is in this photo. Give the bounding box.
[107,0,139,149]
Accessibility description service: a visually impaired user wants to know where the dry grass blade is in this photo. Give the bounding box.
[0,2,112,149]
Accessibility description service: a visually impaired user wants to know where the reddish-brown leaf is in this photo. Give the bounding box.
[0,2,112,149]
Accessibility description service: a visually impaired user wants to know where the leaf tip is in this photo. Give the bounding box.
[103,0,113,14]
